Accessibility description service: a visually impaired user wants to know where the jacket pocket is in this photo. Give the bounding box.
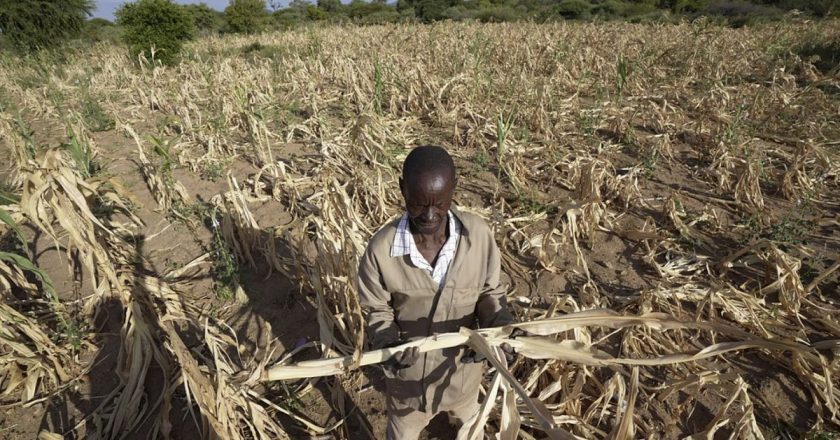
[385,361,425,402]
[447,287,480,327]
[459,361,483,394]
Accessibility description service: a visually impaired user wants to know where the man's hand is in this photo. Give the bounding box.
[388,346,420,372]
[461,328,527,364]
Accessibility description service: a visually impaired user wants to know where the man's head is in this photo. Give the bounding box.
[400,146,457,235]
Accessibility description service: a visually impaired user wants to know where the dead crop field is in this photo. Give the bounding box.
[1,19,839,440]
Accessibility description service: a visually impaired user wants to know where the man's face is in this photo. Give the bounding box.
[400,171,455,235]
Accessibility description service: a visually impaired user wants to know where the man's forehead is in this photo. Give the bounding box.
[404,169,455,191]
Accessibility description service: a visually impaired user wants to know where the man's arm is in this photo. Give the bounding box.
[357,247,400,350]
[475,229,515,328]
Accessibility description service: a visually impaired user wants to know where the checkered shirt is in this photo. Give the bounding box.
[390,211,461,287]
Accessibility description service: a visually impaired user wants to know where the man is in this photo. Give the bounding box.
[357,145,515,440]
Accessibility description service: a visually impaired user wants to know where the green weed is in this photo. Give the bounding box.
[0,181,19,205]
[12,112,37,160]
[807,431,840,440]
[473,147,490,170]
[798,263,819,286]
[149,135,176,183]
[240,42,288,61]
[46,84,65,109]
[172,201,240,300]
[642,149,659,179]
[0,209,81,351]
[201,161,226,182]
[208,207,240,300]
[81,96,115,132]
[738,213,815,246]
[796,32,840,75]
[616,54,630,96]
[306,27,322,57]
[496,112,515,162]
[721,103,749,147]
[63,126,100,178]
[578,107,602,139]
[58,318,84,353]
[467,31,492,69]
[514,189,548,215]
[767,216,815,245]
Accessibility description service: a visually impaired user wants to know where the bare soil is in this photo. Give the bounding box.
[2,93,839,440]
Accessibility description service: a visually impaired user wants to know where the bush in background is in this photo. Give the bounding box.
[273,7,308,28]
[116,0,196,65]
[797,32,840,74]
[225,0,270,34]
[697,0,782,27]
[0,0,93,53]
[82,18,121,44]
[554,0,592,19]
[474,6,523,22]
[185,3,225,34]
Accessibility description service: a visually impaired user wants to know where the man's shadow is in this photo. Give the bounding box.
[33,223,456,439]
[226,226,381,439]
[37,234,204,440]
[230,225,467,439]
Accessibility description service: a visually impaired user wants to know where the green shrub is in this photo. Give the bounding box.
[344,0,400,23]
[82,18,121,43]
[364,9,401,23]
[554,0,592,19]
[698,0,783,26]
[225,0,270,34]
[413,0,450,22]
[672,0,705,13]
[273,8,307,28]
[797,35,840,74]
[619,1,659,17]
[772,0,837,17]
[184,3,224,33]
[81,96,115,132]
[0,0,93,53]
[592,0,626,17]
[116,0,196,65]
[239,42,288,60]
[474,6,522,22]
[318,0,342,12]
[307,5,328,20]
[443,5,474,20]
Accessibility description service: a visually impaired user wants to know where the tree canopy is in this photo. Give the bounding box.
[116,0,196,65]
[225,0,271,34]
[0,0,93,52]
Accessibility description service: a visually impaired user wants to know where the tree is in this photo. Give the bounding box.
[225,0,270,34]
[318,0,342,13]
[554,0,592,18]
[0,0,93,52]
[82,18,121,43]
[184,3,224,32]
[116,0,196,65]
[414,0,453,21]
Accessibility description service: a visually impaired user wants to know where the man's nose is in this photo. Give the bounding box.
[424,207,435,221]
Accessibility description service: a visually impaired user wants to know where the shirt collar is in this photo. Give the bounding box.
[390,211,460,258]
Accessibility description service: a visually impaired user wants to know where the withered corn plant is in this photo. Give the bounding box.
[0,17,838,440]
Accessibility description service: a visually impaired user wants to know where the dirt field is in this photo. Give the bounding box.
[1,19,839,439]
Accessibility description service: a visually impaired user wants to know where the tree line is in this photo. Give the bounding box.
[0,0,836,62]
[142,0,837,31]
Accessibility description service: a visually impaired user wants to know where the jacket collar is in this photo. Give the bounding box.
[449,205,470,237]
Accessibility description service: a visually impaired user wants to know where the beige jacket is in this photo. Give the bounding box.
[357,207,514,412]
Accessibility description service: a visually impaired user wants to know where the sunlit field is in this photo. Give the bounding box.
[1,19,839,439]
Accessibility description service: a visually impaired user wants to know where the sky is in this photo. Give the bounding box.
[93,1,234,21]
